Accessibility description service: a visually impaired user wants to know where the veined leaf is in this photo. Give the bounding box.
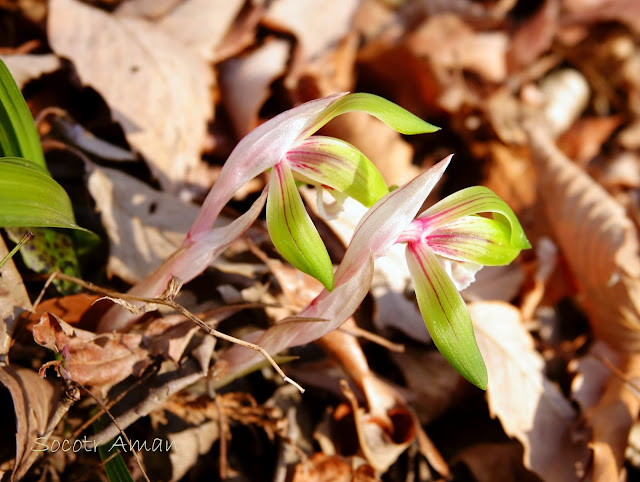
[0,157,84,230]
[0,60,46,168]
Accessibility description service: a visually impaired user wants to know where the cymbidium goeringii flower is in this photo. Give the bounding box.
[395,186,531,388]
[191,93,439,292]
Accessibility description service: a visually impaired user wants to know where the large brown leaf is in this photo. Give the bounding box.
[86,164,200,284]
[470,301,590,482]
[48,0,213,192]
[0,365,63,481]
[526,123,640,351]
[0,237,31,360]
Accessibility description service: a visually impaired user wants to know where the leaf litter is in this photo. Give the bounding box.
[2,0,640,480]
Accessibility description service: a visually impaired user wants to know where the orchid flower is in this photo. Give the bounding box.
[99,93,438,332]
[220,157,530,390]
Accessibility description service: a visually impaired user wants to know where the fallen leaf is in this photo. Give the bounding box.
[557,116,622,166]
[0,236,31,360]
[117,0,245,61]
[87,164,200,284]
[408,14,509,84]
[220,38,290,138]
[292,453,376,482]
[470,301,590,482]
[48,0,213,191]
[33,313,149,391]
[452,442,540,482]
[525,122,640,352]
[263,0,359,64]
[508,0,559,68]
[0,54,60,88]
[0,365,63,481]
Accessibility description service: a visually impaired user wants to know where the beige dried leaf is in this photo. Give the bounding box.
[470,301,590,482]
[0,365,62,481]
[87,165,200,284]
[48,0,213,192]
[0,54,60,88]
[526,123,640,352]
[0,237,31,360]
[220,38,290,138]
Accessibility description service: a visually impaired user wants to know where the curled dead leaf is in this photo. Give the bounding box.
[525,123,640,352]
[33,313,149,391]
[470,301,590,482]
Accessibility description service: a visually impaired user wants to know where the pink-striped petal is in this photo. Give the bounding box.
[406,240,487,389]
[287,136,388,208]
[418,186,531,251]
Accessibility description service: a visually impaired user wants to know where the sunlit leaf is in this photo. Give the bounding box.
[0,60,46,168]
[0,157,84,230]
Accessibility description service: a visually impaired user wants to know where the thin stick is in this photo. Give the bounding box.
[51,272,305,394]
[339,324,405,353]
[0,230,33,271]
[80,383,151,482]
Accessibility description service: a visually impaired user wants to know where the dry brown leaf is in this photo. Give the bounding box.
[264,0,359,64]
[470,301,590,482]
[557,116,622,166]
[220,38,290,138]
[452,442,540,482]
[508,0,559,68]
[408,13,508,84]
[87,164,201,284]
[48,0,213,192]
[0,54,60,88]
[117,0,245,61]
[563,0,640,34]
[0,237,31,360]
[526,123,640,351]
[0,365,62,481]
[576,351,640,481]
[33,313,149,391]
[292,453,375,482]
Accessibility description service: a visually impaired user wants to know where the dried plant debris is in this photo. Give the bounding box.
[4,0,640,480]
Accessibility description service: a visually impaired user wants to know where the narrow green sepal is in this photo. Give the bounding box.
[308,93,440,136]
[288,136,389,207]
[406,241,488,389]
[267,161,334,291]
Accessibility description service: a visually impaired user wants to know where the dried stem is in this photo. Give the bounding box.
[0,230,33,271]
[80,383,151,482]
[47,271,304,394]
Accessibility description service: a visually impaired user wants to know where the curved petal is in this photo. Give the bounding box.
[418,186,531,251]
[190,93,346,236]
[428,215,524,266]
[267,161,334,291]
[406,241,488,389]
[305,93,440,137]
[437,257,482,291]
[288,136,388,207]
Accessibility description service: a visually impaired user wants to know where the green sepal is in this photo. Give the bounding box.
[308,92,440,136]
[288,136,388,207]
[267,161,334,291]
[406,241,488,389]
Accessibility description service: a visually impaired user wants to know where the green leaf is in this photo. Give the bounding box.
[406,241,488,389]
[419,186,531,251]
[309,92,440,136]
[267,161,334,291]
[0,157,84,230]
[0,60,46,168]
[288,136,389,207]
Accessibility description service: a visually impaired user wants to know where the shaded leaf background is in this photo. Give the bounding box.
[1,0,640,481]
